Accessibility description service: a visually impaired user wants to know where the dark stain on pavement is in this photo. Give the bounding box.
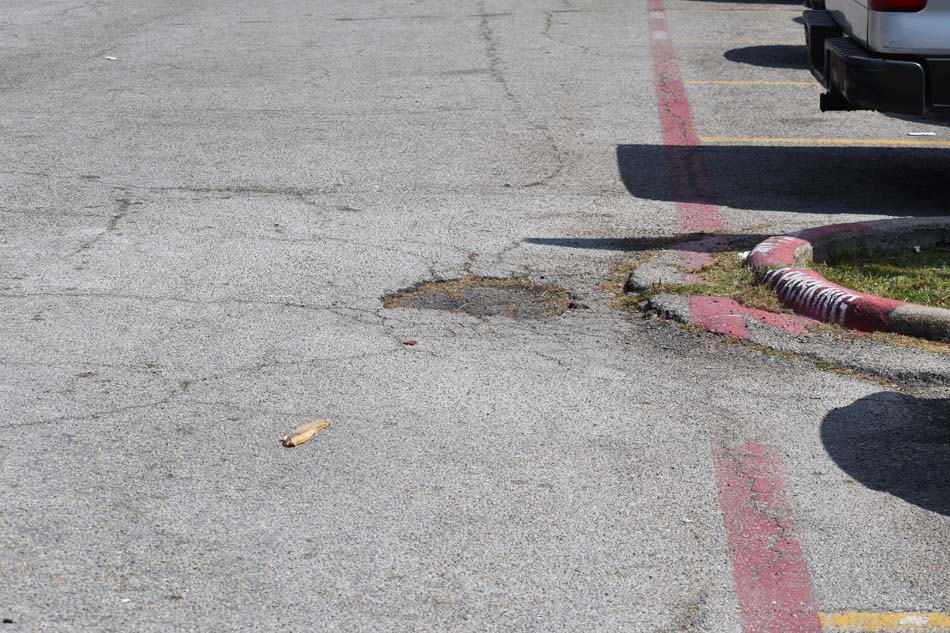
[383,277,572,319]
[821,392,950,515]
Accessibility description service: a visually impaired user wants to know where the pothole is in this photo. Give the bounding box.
[382,276,573,319]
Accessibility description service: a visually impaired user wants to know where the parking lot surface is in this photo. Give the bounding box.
[1,1,948,631]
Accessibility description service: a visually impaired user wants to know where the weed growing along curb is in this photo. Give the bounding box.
[814,245,950,310]
[809,322,950,355]
[622,251,785,312]
[718,336,901,390]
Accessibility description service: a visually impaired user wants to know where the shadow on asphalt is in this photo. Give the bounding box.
[723,45,809,70]
[881,112,950,127]
[821,393,950,516]
[616,144,950,216]
[523,234,768,252]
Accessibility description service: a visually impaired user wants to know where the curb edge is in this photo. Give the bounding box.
[748,222,950,343]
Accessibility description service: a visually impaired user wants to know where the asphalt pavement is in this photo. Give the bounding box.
[1,1,948,631]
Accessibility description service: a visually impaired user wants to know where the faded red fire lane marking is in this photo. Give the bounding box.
[715,444,822,633]
[689,296,814,339]
[647,6,822,631]
[646,0,815,341]
[647,0,722,235]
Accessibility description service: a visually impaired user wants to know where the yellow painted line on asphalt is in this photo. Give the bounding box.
[685,80,818,86]
[699,136,950,147]
[821,612,950,631]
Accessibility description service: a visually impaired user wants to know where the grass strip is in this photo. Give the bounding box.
[815,245,950,310]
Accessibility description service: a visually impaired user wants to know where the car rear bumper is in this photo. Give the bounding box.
[804,9,950,115]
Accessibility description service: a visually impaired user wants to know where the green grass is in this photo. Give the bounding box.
[697,252,784,311]
[814,245,950,310]
[628,252,785,313]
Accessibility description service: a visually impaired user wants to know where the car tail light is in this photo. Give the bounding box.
[869,0,926,11]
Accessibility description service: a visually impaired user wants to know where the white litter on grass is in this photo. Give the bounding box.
[908,132,937,136]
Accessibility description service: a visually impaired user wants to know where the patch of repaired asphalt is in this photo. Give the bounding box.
[383,276,573,320]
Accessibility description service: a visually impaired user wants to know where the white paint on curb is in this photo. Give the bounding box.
[763,269,858,326]
[749,236,798,259]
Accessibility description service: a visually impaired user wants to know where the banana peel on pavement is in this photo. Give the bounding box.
[281,419,331,447]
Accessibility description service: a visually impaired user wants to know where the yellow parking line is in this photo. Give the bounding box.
[685,80,818,86]
[699,136,950,147]
[821,612,950,631]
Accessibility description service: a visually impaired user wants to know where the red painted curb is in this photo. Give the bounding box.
[747,222,870,270]
[762,268,906,332]
[744,224,950,336]
[746,235,812,270]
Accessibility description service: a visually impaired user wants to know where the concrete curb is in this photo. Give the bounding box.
[645,293,950,389]
[747,220,950,343]
[625,250,689,291]
[625,236,731,292]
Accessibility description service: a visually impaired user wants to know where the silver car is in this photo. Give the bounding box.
[803,0,950,115]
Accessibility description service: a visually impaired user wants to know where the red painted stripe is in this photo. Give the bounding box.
[715,444,822,633]
[647,0,722,234]
[647,15,822,628]
[646,0,821,341]
[689,296,814,339]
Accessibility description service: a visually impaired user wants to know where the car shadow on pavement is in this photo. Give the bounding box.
[723,45,810,70]
[522,234,768,252]
[821,393,950,516]
[617,144,950,216]
[882,112,950,126]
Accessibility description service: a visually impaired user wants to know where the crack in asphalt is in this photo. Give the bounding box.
[477,5,566,189]
[0,290,338,311]
[0,208,114,218]
[4,346,423,429]
[532,351,572,369]
[0,169,57,178]
[485,239,538,278]
[722,447,796,576]
[57,0,111,21]
[539,6,630,60]
[66,198,142,257]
